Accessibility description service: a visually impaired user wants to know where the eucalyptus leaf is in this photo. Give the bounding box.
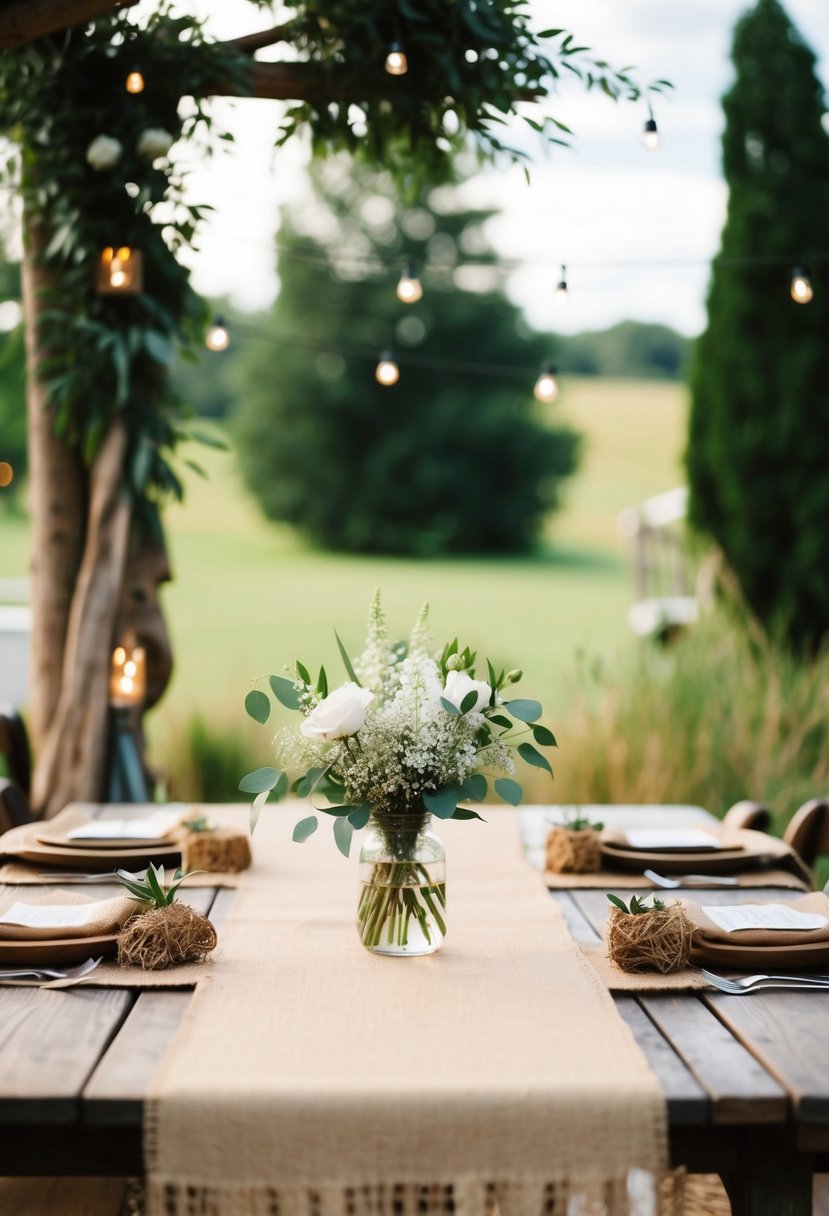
[504,699,542,723]
[459,774,487,801]
[423,787,460,819]
[269,675,301,710]
[452,807,486,821]
[238,766,281,794]
[292,815,318,843]
[251,788,270,834]
[440,697,460,717]
[494,777,523,806]
[532,724,558,747]
[347,805,371,830]
[517,741,554,776]
[244,689,270,725]
[460,690,479,714]
[333,816,354,857]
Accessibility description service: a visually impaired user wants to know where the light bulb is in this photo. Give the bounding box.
[126,68,145,94]
[643,117,659,151]
[790,266,813,304]
[534,364,559,404]
[396,264,423,304]
[110,268,127,288]
[376,351,400,386]
[554,265,568,307]
[385,42,408,76]
[206,316,230,351]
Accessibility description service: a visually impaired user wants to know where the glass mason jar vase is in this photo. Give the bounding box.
[357,812,446,956]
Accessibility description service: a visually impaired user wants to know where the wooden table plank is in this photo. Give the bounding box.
[83,991,191,1125]
[614,996,708,1124]
[0,988,132,1122]
[641,994,789,1124]
[705,991,829,1124]
[548,891,601,942]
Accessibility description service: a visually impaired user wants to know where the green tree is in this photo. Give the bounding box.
[234,166,580,556]
[687,0,829,651]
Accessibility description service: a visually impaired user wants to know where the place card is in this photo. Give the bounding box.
[0,901,103,929]
[67,816,176,841]
[623,828,722,851]
[701,904,829,933]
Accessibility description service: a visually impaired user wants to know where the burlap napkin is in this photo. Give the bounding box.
[599,824,811,882]
[681,890,829,967]
[0,889,139,941]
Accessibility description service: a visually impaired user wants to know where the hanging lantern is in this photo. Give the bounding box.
[97,246,143,295]
[533,363,559,404]
[206,316,230,351]
[375,351,400,386]
[385,42,408,76]
[126,67,145,94]
[790,266,814,304]
[110,642,147,708]
[642,106,659,151]
[396,263,424,304]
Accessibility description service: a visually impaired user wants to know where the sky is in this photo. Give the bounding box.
[43,2,829,338]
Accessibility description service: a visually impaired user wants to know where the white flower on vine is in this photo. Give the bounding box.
[300,683,374,741]
[86,135,122,170]
[137,128,174,159]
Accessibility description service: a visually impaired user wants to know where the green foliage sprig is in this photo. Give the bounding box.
[607,893,667,915]
[117,862,191,907]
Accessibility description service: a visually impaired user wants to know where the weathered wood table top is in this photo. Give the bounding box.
[0,806,826,1216]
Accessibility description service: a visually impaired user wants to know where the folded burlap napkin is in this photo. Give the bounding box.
[0,889,139,941]
[681,891,829,968]
[600,824,811,882]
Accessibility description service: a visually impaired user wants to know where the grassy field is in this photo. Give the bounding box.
[0,376,688,767]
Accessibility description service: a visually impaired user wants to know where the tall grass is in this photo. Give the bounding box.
[552,612,829,826]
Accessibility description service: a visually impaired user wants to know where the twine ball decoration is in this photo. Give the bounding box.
[117,902,217,970]
[607,903,694,973]
[546,826,602,874]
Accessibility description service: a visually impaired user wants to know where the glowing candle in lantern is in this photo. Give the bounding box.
[110,642,147,707]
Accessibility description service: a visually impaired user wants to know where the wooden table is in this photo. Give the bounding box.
[0,807,827,1216]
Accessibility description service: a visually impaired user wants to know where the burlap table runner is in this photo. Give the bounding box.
[146,808,674,1216]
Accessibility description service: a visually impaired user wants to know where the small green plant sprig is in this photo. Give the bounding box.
[564,809,604,831]
[607,894,667,915]
[117,863,190,908]
[182,815,214,833]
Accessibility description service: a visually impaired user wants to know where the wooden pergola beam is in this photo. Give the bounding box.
[0,0,138,50]
[229,23,295,57]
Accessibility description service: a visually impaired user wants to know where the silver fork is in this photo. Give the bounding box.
[645,869,739,889]
[43,870,146,883]
[0,956,104,983]
[700,968,829,993]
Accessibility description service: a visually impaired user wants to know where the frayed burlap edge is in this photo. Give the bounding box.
[144,1172,687,1216]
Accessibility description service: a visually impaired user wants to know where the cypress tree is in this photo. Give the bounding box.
[687,0,829,651]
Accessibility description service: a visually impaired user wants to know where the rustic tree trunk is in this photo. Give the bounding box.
[21,215,86,752]
[31,419,132,817]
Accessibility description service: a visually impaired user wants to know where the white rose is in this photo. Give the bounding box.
[443,670,491,714]
[300,682,374,741]
[137,128,174,159]
[86,135,122,171]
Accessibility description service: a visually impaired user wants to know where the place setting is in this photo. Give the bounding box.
[523,805,813,891]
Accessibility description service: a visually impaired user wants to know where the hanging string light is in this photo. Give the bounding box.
[396,263,423,304]
[125,66,145,94]
[533,363,559,404]
[384,41,408,76]
[206,316,230,351]
[554,265,568,307]
[96,246,143,294]
[375,351,400,386]
[642,104,659,151]
[790,265,814,304]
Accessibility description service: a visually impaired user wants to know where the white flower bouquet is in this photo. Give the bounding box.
[241,593,556,953]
